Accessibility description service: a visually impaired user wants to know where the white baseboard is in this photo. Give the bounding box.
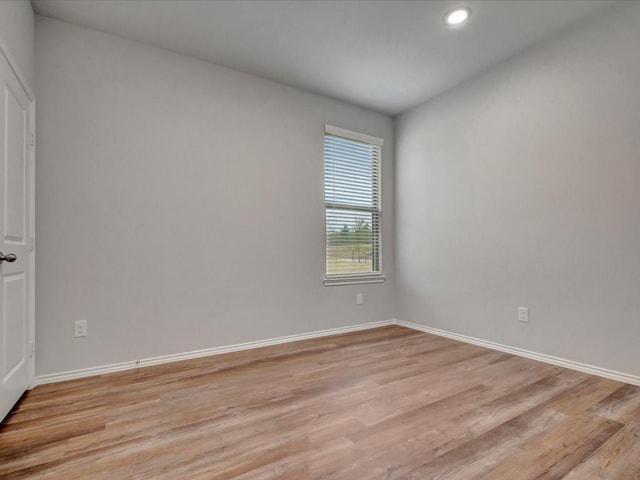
[394,319,640,387]
[37,318,639,387]
[35,320,395,385]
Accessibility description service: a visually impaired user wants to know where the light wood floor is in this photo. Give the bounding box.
[2,326,640,479]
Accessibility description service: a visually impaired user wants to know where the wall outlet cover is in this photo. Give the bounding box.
[74,320,88,337]
[518,307,529,323]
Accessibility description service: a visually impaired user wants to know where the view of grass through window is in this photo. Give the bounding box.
[326,210,375,274]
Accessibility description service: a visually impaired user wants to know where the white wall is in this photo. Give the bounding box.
[0,0,34,88]
[35,17,395,376]
[396,2,640,377]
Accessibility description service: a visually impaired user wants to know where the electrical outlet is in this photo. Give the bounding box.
[356,293,363,305]
[74,320,88,337]
[518,307,529,323]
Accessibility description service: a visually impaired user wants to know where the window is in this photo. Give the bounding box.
[324,125,384,285]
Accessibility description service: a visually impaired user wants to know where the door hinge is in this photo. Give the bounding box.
[30,132,35,147]
[29,236,34,252]
[29,342,35,358]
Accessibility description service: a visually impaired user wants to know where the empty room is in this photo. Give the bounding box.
[1,0,639,478]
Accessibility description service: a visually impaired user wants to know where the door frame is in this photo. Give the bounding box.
[0,33,36,388]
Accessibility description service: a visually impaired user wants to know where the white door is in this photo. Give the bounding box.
[0,48,33,422]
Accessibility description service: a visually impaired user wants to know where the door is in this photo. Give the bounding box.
[0,47,33,422]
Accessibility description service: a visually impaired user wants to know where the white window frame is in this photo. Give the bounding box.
[323,125,386,286]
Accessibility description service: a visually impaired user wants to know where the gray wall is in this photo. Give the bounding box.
[396,2,640,377]
[35,17,395,376]
[0,0,34,88]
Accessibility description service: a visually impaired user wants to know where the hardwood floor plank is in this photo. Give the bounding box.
[481,414,622,479]
[588,384,640,421]
[410,408,569,480]
[1,325,639,479]
[563,423,640,480]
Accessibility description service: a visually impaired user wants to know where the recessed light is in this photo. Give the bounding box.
[444,7,471,26]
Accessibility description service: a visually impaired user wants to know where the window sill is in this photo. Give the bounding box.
[323,275,386,286]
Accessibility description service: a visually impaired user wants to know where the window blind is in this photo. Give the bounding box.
[324,127,382,277]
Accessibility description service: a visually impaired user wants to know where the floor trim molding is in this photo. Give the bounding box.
[37,318,639,387]
[35,320,395,385]
[394,319,640,387]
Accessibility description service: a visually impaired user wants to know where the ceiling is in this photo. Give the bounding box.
[31,0,616,115]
